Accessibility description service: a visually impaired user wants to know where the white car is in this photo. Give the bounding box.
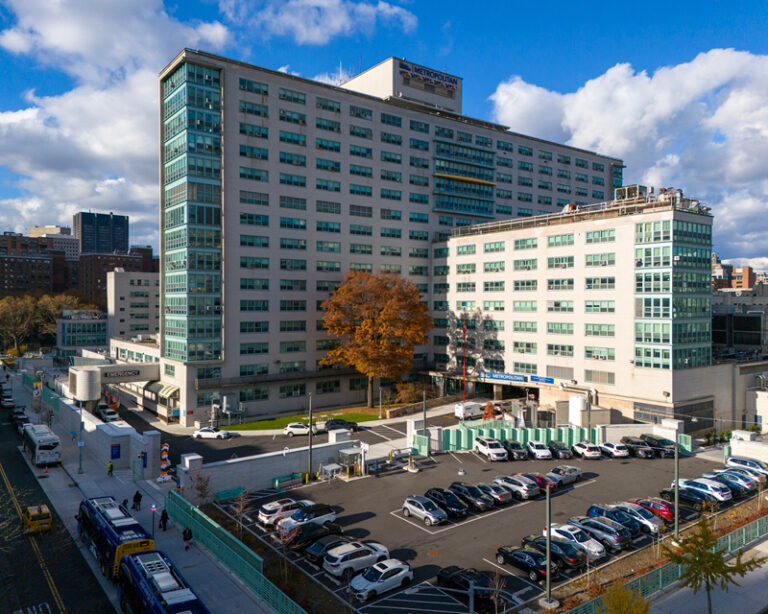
[474,437,508,461]
[101,409,120,422]
[726,456,768,478]
[547,523,605,561]
[257,498,314,527]
[323,541,390,582]
[573,441,602,459]
[278,503,336,536]
[674,478,732,502]
[704,470,758,492]
[193,426,232,439]
[600,442,629,458]
[545,465,582,487]
[348,559,413,602]
[527,440,553,460]
[283,422,318,437]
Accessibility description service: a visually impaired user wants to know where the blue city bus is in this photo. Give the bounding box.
[76,496,154,580]
[117,550,212,614]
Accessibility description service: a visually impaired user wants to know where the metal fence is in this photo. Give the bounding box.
[165,491,308,614]
[435,422,603,453]
[563,514,768,614]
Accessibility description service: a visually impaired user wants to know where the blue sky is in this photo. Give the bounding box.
[1,0,768,266]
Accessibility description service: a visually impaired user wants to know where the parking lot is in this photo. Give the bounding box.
[215,450,721,613]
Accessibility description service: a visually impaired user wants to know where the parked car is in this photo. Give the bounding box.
[705,470,759,492]
[586,504,641,536]
[520,534,587,570]
[599,442,629,458]
[517,472,558,492]
[424,487,469,518]
[718,466,767,488]
[193,426,232,439]
[278,503,336,536]
[435,567,492,604]
[726,456,768,477]
[493,475,540,500]
[284,522,342,550]
[474,437,508,461]
[449,482,494,511]
[258,498,314,527]
[547,523,605,561]
[548,441,573,459]
[321,418,359,432]
[11,410,29,428]
[610,502,664,535]
[639,434,676,458]
[1,396,15,409]
[304,535,352,564]
[402,495,448,526]
[323,541,389,582]
[283,422,317,437]
[527,440,553,460]
[545,465,582,487]
[348,559,412,602]
[620,436,655,458]
[501,440,529,460]
[630,497,675,523]
[17,420,33,436]
[96,406,120,422]
[495,546,558,582]
[477,483,514,505]
[572,441,601,459]
[674,478,732,502]
[701,474,750,499]
[658,487,718,512]
[569,516,631,552]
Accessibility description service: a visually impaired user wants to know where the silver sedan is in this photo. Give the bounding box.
[546,465,582,487]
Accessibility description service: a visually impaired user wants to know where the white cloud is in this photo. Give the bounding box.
[489,49,768,261]
[725,257,768,273]
[0,0,230,246]
[312,65,354,85]
[222,0,417,45]
[277,64,301,76]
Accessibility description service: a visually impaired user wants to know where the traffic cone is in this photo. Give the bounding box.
[44,467,48,475]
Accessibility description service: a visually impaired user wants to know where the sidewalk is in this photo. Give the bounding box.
[650,538,768,614]
[10,371,274,614]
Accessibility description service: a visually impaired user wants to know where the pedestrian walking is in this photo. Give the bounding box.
[159,509,169,531]
[107,461,114,477]
[132,490,142,510]
[183,527,192,550]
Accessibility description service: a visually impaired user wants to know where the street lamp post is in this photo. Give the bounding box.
[422,389,428,456]
[150,503,157,540]
[77,400,84,474]
[674,437,680,540]
[378,386,382,420]
[462,320,467,402]
[307,393,313,482]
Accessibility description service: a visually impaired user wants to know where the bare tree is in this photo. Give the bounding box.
[189,470,212,504]
[233,490,249,539]
[489,571,507,614]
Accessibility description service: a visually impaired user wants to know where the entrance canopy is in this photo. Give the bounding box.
[68,363,160,401]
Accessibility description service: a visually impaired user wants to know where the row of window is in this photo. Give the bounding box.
[450,277,617,292]
[454,231,617,255]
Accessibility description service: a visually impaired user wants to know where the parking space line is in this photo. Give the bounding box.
[382,424,406,436]
[482,557,511,576]
[572,479,597,489]
[448,452,463,464]
[470,451,488,463]
[365,429,392,442]
[389,499,533,534]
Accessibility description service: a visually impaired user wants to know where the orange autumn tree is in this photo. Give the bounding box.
[320,271,433,407]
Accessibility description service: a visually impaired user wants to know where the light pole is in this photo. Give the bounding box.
[422,389,428,456]
[77,400,84,474]
[538,483,559,610]
[674,437,680,540]
[307,392,313,482]
[150,503,157,540]
[462,320,467,402]
[378,386,382,420]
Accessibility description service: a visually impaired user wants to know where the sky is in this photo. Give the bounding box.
[1,0,768,267]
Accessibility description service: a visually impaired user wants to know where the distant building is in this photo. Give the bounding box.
[712,285,768,354]
[56,309,107,358]
[0,232,70,295]
[107,269,160,340]
[73,212,129,254]
[29,225,71,237]
[78,247,158,308]
[712,252,756,290]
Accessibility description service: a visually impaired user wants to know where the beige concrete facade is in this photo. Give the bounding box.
[106,269,160,340]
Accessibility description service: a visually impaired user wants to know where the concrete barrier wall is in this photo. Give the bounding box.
[730,439,768,463]
[599,419,683,444]
[178,439,354,504]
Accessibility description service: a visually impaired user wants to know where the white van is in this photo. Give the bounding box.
[454,402,483,420]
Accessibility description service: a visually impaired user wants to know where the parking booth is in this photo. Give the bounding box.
[338,447,362,478]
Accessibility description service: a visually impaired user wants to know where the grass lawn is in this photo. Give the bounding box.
[221,403,408,431]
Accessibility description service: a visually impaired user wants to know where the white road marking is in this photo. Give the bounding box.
[382,424,406,436]
[470,451,488,463]
[448,452,463,464]
[390,499,533,534]
[365,429,392,442]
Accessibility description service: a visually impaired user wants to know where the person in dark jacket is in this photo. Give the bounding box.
[183,527,192,550]
[132,490,142,510]
[159,509,169,531]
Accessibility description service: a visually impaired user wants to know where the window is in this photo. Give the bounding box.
[381,132,402,145]
[381,113,402,127]
[350,125,373,139]
[240,342,269,355]
[279,109,306,125]
[280,300,306,311]
[350,224,372,236]
[241,256,269,269]
[350,204,372,217]
[240,278,269,290]
[381,246,401,258]
[380,208,402,220]
[350,144,372,158]
[514,301,537,312]
[457,131,472,143]
[239,100,268,117]
[409,230,429,241]
[350,105,372,120]
[280,258,306,271]
[483,241,505,253]
[350,164,372,177]
[586,253,615,267]
[239,300,268,312]
[381,188,402,201]
[585,347,615,361]
[240,212,269,226]
[316,138,341,152]
[548,256,574,269]
[410,119,429,133]
[316,178,341,192]
[547,300,574,313]
[548,278,574,291]
[547,322,574,335]
[239,78,268,95]
[280,238,306,250]
[350,243,372,255]
[381,227,401,238]
[585,300,615,313]
[280,340,306,353]
[410,138,429,151]
[484,281,505,292]
[241,321,269,333]
[279,173,306,187]
[280,196,306,210]
[586,229,615,244]
[280,216,306,230]
[279,88,305,104]
[410,174,429,186]
[456,282,475,292]
[456,300,476,310]
[585,277,615,290]
[409,247,428,258]
[280,383,306,398]
[410,156,429,168]
[240,190,269,206]
[240,235,269,248]
[457,244,476,256]
[410,193,429,204]
[557,154,571,164]
[586,323,615,337]
[514,238,537,250]
[240,167,268,182]
[316,280,340,292]
[484,261,505,273]
[548,233,574,247]
[456,263,476,275]
[316,240,340,252]
[512,258,536,271]
[513,321,537,333]
[409,212,428,223]
[409,265,428,275]
[350,184,372,196]
[585,369,614,385]
[575,158,588,168]
[514,362,537,375]
[316,158,340,172]
[316,200,341,214]
[514,280,538,291]
[513,341,536,354]
[547,344,574,357]
[316,97,340,112]
[381,151,402,164]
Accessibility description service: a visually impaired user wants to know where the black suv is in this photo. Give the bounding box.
[436,567,491,603]
[639,434,676,458]
[659,487,718,512]
[548,441,573,459]
[425,487,469,518]
[448,482,493,511]
[620,436,655,458]
[521,534,586,570]
[501,440,528,460]
[324,419,359,432]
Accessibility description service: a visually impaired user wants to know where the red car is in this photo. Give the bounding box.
[630,497,674,523]
[515,472,558,491]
